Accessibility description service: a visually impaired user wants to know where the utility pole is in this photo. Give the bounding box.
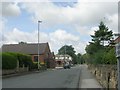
[38,20,42,70]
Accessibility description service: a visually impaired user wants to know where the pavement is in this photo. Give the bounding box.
[2,70,46,79]
[79,64,103,88]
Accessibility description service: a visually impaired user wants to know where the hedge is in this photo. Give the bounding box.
[2,52,17,69]
[2,52,34,70]
[17,53,33,68]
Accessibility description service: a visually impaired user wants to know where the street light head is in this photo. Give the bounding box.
[38,21,42,23]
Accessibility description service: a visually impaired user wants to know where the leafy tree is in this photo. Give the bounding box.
[76,53,82,64]
[85,42,103,55]
[58,45,76,55]
[19,41,27,44]
[58,45,77,64]
[104,48,117,64]
[81,53,90,64]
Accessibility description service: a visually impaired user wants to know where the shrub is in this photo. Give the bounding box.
[31,62,38,69]
[2,52,17,69]
[2,52,34,70]
[17,53,33,68]
[104,48,117,64]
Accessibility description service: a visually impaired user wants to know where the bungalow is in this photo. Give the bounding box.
[2,42,55,68]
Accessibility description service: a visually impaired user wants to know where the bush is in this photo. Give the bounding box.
[17,53,33,68]
[31,62,38,69]
[104,48,117,64]
[93,50,105,64]
[2,52,34,70]
[2,52,17,69]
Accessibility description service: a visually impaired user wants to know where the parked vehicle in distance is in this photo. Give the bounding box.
[63,62,71,69]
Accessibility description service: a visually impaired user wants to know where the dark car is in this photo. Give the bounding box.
[63,63,71,69]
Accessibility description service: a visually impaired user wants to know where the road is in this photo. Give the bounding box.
[2,66,81,88]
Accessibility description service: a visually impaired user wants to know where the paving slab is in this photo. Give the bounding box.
[79,64,103,88]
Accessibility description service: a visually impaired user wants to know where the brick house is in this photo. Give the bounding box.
[2,42,55,68]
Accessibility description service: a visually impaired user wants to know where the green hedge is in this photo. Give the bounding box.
[2,52,34,70]
[2,52,17,69]
[17,53,33,67]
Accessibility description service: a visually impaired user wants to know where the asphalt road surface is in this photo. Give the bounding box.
[2,66,81,88]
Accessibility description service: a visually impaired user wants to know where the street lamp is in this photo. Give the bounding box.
[38,20,42,70]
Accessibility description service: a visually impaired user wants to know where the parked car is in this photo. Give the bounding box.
[63,63,71,69]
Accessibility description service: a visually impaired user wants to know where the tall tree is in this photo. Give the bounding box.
[91,21,113,46]
[85,21,115,64]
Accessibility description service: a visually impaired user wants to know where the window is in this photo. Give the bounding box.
[34,56,38,62]
[55,57,58,59]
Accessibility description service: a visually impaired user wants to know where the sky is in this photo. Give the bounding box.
[0,0,119,54]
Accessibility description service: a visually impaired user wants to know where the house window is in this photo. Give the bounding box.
[34,56,38,62]
[55,57,58,59]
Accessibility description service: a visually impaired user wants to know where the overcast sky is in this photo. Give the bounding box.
[0,0,119,54]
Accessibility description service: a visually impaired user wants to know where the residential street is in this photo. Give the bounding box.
[2,65,81,88]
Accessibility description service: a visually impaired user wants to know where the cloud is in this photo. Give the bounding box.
[2,2,21,17]
[1,1,118,54]
[22,2,117,24]
[0,18,7,46]
[2,28,85,54]
[21,2,118,36]
[50,29,79,42]
[106,14,118,33]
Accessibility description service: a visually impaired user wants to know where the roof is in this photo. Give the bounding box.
[114,36,120,44]
[2,43,49,55]
[55,54,71,57]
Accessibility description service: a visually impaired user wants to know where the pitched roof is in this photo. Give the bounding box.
[2,43,49,55]
[114,36,120,43]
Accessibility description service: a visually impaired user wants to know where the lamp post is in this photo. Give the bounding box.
[38,20,42,70]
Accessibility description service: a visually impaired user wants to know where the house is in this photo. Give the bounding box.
[114,36,120,44]
[109,36,120,47]
[47,52,55,68]
[55,54,72,67]
[2,42,55,68]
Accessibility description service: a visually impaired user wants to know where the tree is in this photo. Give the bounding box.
[58,45,77,64]
[76,53,83,64]
[85,42,103,55]
[104,48,117,64]
[85,21,115,64]
[19,41,27,44]
[91,21,113,46]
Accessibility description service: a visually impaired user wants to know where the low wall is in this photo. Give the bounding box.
[88,64,117,88]
[2,67,29,75]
